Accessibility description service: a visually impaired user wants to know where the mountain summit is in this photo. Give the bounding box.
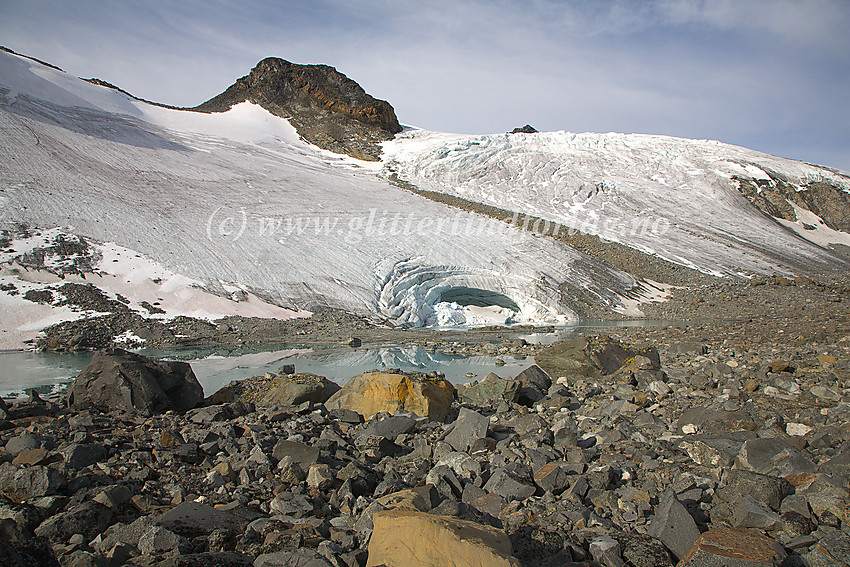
[194,57,402,160]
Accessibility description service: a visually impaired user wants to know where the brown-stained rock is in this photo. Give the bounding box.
[325,371,454,421]
[366,509,520,567]
[677,527,786,567]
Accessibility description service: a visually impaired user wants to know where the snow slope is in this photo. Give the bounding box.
[383,129,850,277]
[0,49,642,343]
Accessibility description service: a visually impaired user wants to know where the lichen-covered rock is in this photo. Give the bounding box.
[34,501,113,544]
[535,335,660,381]
[69,348,203,415]
[459,373,518,405]
[0,463,65,501]
[325,371,454,421]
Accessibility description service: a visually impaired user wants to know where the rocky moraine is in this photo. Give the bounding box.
[1,276,849,567]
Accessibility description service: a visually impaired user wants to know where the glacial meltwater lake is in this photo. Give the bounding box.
[0,320,675,399]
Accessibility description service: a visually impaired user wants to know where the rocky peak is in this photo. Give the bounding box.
[193,57,402,160]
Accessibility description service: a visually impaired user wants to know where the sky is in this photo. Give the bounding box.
[1,0,849,171]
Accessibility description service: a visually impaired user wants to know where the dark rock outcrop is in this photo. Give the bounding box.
[193,58,402,160]
[734,165,850,234]
[68,348,203,415]
[509,124,538,134]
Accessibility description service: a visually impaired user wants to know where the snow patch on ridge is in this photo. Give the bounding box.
[776,203,850,249]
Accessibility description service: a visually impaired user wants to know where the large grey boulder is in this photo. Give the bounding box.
[253,549,333,566]
[258,373,340,407]
[459,373,519,405]
[68,348,203,415]
[156,501,245,537]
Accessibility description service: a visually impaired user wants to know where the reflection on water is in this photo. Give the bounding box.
[185,345,536,396]
[0,344,535,399]
[0,319,681,399]
[0,351,93,398]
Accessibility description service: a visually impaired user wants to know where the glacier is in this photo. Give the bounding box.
[383,129,850,277]
[2,48,848,349]
[0,49,642,347]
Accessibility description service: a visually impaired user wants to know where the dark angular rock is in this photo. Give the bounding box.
[0,517,60,567]
[155,552,255,567]
[647,488,700,561]
[731,495,780,529]
[781,510,816,538]
[715,470,793,511]
[514,365,552,406]
[258,373,340,407]
[95,515,156,552]
[675,407,758,435]
[804,530,850,567]
[156,501,245,538]
[736,437,798,472]
[328,408,362,424]
[678,434,747,467]
[483,466,536,502]
[444,408,489,453]
[357,414,416,441]
[533,463,570,495]
[187,404,232,423]
[613,532,674,567]
[0,463,65,501]
[59,550,110,567]
[34,501,113,544]
[59,443,107,469]
[271,440,320,468]
[678,527,786,567]
[138,524,191,556]
[253,548,334,566]
[4,433,43,456]
[69,348,203,415]
[589,535,622,567]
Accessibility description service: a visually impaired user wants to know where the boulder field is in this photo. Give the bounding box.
[1,333,849,566]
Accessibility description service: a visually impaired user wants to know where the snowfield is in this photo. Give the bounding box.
[0,50,645,347]
[383,129,850,277]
